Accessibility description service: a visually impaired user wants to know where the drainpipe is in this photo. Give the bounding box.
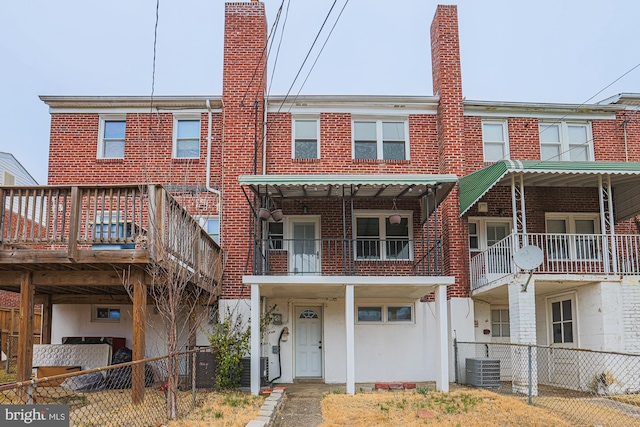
[262,91,268,175]
[205,99,222,223]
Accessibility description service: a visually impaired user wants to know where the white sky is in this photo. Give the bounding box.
[1,0,638,185]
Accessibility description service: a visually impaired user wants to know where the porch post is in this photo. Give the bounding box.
[40,295,52,345]
[598,175,613,274]
[435,284,449,392]
[17,272,34,383]
[345,284,355,394]
[251,284,261,395]
[132,269,147,404]
[508,277,538,396]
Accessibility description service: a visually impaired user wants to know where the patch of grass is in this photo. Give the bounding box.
[0,370,16,384]
[222,392,253,408]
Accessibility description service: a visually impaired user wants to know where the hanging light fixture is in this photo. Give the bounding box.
[389,199,402,225]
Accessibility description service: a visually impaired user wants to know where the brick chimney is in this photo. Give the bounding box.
[430,5,469,297]
[221,1,268,300]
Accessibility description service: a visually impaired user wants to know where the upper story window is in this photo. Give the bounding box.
[545,213,599,260]
[293,118,319,159]
[354,211,412,260]
[98,117,125,159]
[3,171,16,185]
[482,120,509,162]
[539,122,592,161]
[353,119,409,161]
[173,117,201,159]
[198,217,220,244]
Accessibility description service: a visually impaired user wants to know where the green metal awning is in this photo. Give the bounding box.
[459,160,640,221]
[239,174,458,217]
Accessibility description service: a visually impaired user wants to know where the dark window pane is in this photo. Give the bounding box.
[388,306,412,321]
[563,322,573,343]
[553,323,562,343]
[562,299,572,321]
[358,306,382,322]
[357,239,380,259]
[386,239,409,259]
[552,301,561,322]
[357,218,379,237]
[386,217,409,237]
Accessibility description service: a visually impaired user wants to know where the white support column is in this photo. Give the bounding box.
[598,175,612,274]
[435,284,449,392]
[251,284,261,395]
[508,277,538,395]
[345,285,355,395]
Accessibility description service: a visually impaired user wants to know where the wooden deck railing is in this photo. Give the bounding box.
[0,184,222,290]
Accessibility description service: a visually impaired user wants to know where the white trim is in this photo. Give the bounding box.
[539,121,594,161]
[292,116,320,159]
[250,284,261,395]
[355,303,415,324]
[172,114,201,159]
[465,110,617,120]
[353,209,414,261]
[435,284,449,392]
[293,305,324,379]
[345,285,355,395]
[97,115,126,159]
[351,118,410,161]
[242,275,455,286]
[482,119,510,162]
[545,291,579,348]
[50,107,216,114]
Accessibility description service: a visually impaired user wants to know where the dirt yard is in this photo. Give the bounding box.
[319,387,572,427]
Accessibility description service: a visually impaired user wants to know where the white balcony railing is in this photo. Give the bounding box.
[471,233,640,290]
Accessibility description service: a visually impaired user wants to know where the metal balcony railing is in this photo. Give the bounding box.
[471,232,640,290]
[253,237,443,276]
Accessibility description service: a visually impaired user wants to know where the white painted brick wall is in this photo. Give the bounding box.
[621,277,640,353]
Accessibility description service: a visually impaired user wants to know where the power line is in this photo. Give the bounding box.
[287,0,350,112]
[276,0,339,114]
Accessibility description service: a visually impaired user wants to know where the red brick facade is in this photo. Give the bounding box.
[42,1,640,301]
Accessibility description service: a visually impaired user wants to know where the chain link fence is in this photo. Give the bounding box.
[455,341,640,426]
[0,346,218,427]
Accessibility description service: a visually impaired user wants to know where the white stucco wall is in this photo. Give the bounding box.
[259,295,472,384]
[52,304,204,358]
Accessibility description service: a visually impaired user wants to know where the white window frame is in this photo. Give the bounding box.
[467,218,513,251]
[198,216,220,244]
[353,210,413,261]
[356,303,414,324]
[172,114,201,159]
[352,118,410,161]
[292,116,320,159]
[97,115,126,159]
[482,119,509,162]
[545,213,600,261]
[91,305,121,323]
[545,292,578,347]
[3,171,16,185]
[539,121,594,161]
[491,307,510,338]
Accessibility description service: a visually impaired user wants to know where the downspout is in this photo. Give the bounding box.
[205,99,222,228]
[262,92,268,174]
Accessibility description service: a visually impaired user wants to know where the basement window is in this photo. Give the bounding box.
[91,305,121,323]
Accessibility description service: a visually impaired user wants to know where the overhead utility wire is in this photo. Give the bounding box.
[267,0,291,99]
[287,0,350,112]
[276,0,339,114]
[143,0,162,183]
[536,61,640,141]
[239,0,286,107]
[462,61,640,198]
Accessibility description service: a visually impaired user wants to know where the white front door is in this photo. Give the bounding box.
[295,306,323,378]
[547,294,580,389]
[289,218,320,275]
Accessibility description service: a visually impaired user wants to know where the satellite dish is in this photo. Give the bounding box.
[513,245,543,271]
[513,245,543,292]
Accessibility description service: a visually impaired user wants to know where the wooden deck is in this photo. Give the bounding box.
[0,184,223,393]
